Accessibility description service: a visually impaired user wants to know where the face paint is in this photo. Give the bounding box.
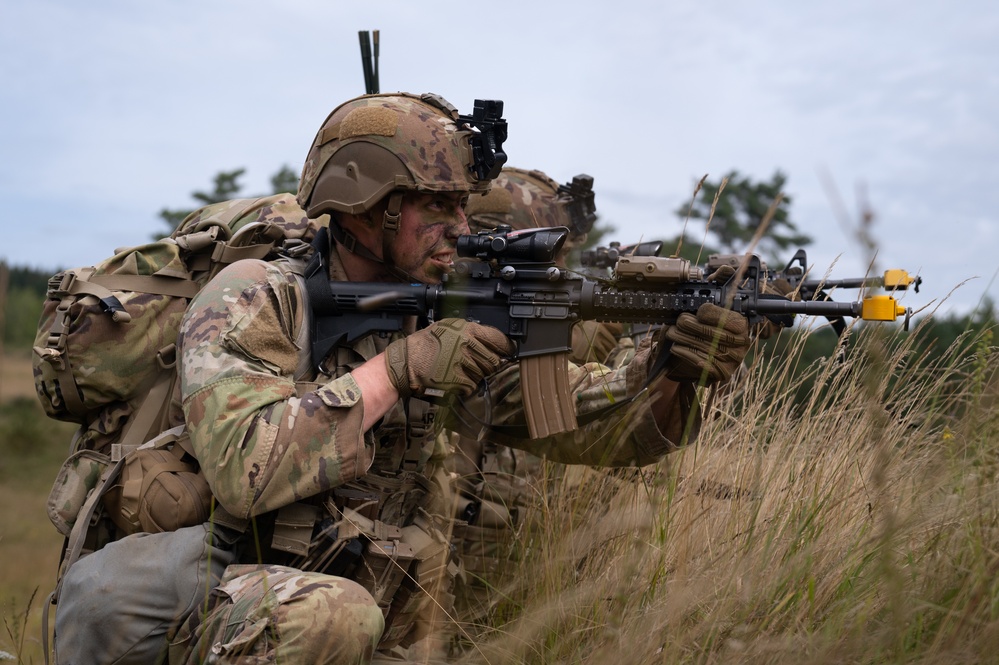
[389,192,470,283]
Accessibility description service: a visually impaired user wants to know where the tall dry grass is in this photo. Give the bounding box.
[2,316,996,664]
[457,317,998,664]
[0,352,73,665]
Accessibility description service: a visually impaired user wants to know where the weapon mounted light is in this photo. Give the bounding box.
[581,240,664,269]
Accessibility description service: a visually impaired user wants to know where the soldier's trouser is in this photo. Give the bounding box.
[173,565,384,665]
[54,523,235,665]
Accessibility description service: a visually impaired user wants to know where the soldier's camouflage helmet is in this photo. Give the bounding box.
[298,92,493,219]
[465,167,596,243]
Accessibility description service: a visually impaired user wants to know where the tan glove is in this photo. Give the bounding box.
[570,320,623,364]
[385,318,513,399]
[664,303,751,383]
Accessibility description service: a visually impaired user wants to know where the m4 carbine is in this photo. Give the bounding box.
[584,241,921,340]
[306,226,914,438]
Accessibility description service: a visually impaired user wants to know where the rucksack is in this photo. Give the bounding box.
[34,193,321,546]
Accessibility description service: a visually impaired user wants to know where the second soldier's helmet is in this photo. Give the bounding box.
[298,92,497,219]
[465,167,596,242]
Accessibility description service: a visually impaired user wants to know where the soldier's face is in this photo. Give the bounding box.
[390,192,470,283]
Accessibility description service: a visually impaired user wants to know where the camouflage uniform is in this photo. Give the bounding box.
[451,167,633,630]
[52,95,699,665]
[168,228,694,661]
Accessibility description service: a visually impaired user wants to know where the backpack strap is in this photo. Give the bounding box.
[280,257,316,383]
[114,344,179,450]
[87,273,201,299]
[178,196,297,277]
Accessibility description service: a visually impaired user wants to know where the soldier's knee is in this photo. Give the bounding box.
[274,576,384,664]
[55,550,140,663]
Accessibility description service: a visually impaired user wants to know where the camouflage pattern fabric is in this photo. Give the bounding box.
[173,193,321,242]
[179,237,689,522]
[298,93,491,213]
[179,257,373,517]
[465,167,570,234]
[173,565,384,664]
[175,199,698,658]
[33,193,319,435]
[32,240,192,425]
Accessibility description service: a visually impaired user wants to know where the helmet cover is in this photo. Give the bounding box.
[299,93,494,218]
[466,167,597,241]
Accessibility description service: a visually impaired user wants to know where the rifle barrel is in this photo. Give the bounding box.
[747,298,861,319]
[802,277,877,290]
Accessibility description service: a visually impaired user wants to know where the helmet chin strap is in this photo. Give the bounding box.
[327,191,423,283]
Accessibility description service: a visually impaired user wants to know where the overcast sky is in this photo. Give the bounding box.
[3,0,997,320]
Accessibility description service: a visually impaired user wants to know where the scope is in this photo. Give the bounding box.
[456,225,567,264]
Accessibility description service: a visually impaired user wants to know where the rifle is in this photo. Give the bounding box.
[704,249,920,337]
[305,225,914,438]
[583,242,921,338]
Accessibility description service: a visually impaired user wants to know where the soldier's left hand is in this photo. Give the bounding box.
[663,303,751,384]
[570,320,623,364]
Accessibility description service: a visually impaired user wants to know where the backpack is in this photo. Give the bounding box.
[34,193,321,547]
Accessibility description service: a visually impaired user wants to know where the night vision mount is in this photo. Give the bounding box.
[458,100,508,181]
[557,174,598,236]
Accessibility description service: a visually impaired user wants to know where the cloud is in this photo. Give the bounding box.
[2,0,997,316]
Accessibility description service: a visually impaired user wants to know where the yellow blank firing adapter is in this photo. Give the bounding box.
[882,269,919,291]
[861,295,908,322]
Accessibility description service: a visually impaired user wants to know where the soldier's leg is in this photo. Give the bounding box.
[54,523,235,665]
[175,565,384,665]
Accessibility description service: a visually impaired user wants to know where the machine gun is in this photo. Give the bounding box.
[305,226,913,438]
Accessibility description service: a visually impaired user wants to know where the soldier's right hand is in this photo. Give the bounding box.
[384,318,514,399]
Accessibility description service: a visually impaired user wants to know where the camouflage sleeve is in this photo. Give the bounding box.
[449,337,699,467]
[179,260,372,519]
